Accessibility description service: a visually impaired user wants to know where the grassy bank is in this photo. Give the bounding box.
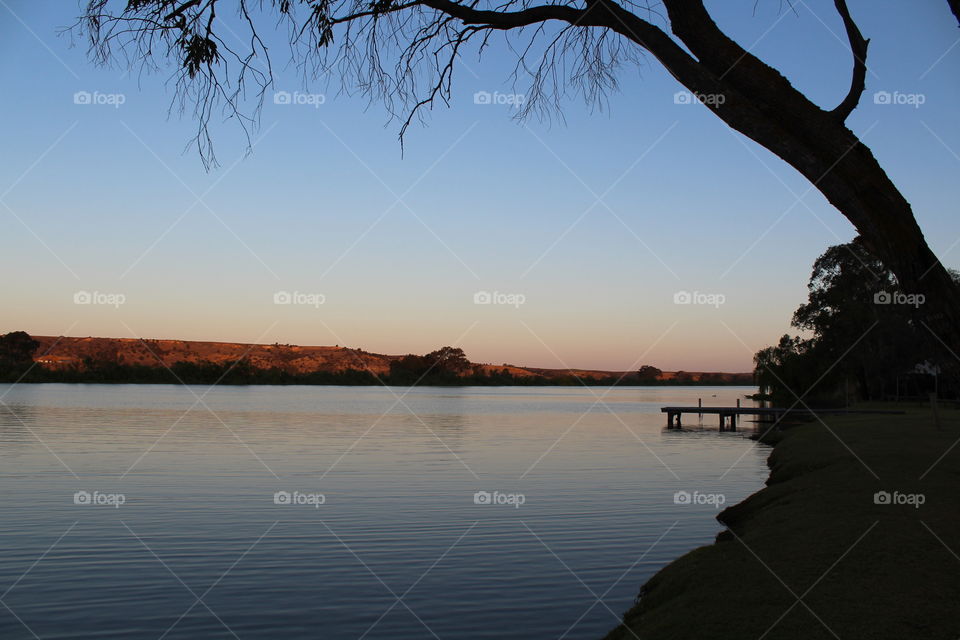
[605,403,960,639]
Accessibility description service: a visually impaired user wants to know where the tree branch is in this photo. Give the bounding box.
[831,0,869,122]
[948,0,960,27]
[164,0,204,23]
[417,0,583,29]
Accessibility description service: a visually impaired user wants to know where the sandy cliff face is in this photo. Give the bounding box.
[30,335,751,381]
[32,336,395,375]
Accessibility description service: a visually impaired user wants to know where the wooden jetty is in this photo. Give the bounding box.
[662,404,905,431]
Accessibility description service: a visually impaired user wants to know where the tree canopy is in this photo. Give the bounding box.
[389,346,472,383]
[0,331,40,367]
[637,365,662,382]
[754,239,959,403]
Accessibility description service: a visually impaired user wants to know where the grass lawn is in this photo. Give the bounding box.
[604,402,960,640]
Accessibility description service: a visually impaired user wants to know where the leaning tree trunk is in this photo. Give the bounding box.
[648,0,960,354]
[810,135,960,353]
[708,81,960,354]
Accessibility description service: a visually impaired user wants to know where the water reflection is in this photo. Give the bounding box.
[0,384,769,640]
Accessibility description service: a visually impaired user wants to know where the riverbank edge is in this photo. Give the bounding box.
[602,406,958,639]
[599,421,790,639]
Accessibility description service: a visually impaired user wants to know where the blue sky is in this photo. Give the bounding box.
[1,0,958,371]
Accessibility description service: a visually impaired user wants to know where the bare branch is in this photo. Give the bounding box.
[831,0,869,122]
[64,0,870,165]
[72,0,684,164]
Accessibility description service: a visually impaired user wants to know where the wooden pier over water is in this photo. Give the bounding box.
[662,403,905,431]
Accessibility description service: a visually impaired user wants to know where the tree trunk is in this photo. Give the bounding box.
[721,107,960,354]
[650,0,960,354]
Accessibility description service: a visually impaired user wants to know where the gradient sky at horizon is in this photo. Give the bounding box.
[1,0,958,372]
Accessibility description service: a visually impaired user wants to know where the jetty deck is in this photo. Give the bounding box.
[662,405,905,431]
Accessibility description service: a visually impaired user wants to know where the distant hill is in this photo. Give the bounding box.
[27,335,752,384]
[32,335,395,375]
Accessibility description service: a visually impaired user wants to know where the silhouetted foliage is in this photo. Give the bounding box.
[390,346,476,384]
[754,239,960,403]
[0,331,39,363]
[637,365,662,383]
[0,331,40,380]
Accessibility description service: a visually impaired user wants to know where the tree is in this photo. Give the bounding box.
[75,1,960,349]
[637,365,662,383]
[0,331,40,379]
[0,332,40,363]
[423,346,471,375]
[755,239,958,402]
[389,354,428,383]
[754,334,819,401]
[388,346,471,383]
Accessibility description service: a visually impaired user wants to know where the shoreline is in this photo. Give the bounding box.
[604,403,960,639]
[0,379,755,388]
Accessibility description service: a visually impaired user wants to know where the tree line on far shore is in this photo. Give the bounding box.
[0,336,750,387]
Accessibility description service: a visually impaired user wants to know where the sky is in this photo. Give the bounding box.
[0,0,958,372]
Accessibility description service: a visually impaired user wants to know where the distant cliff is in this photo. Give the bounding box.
[32,335,395,375]
[23,334,752,384]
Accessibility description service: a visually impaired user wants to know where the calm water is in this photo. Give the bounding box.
[0,384,769,639]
